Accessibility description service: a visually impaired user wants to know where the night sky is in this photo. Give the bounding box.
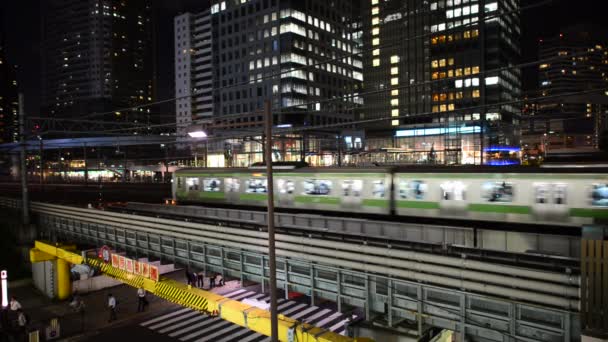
[1,0,606,115]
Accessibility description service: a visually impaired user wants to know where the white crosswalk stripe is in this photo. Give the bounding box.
[140,307,192,326]
[141,288,352,341]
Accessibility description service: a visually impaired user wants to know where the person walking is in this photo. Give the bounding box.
[137,288,147,312]
[185,269,193,286]
[16,309,27,339]
[216,273,224,287]
[197,272,204,288]
[107,293,117,322]
[209,272,215,288]
[9,297,21,312]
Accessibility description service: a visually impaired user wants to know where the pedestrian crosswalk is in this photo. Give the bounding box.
[220,289,353,335]
[140,288,354,341]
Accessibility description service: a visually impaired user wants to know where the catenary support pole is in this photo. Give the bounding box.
[19,93,29,225]
[264,100,278,341]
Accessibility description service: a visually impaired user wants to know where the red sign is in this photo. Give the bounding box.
[134,261,141,275]
[111,254,119,268]
[149,265,159,282]
[141,263,150,278]
[119,256,126,270]
[125,259,134,273]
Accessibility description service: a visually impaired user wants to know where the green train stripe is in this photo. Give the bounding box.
[396,200,440,209]
[295,196,340,205]
[199,192,226,199]
[570,208,608,218]
[240,193,268,201]
[362,199,390,208]
[468,203,531,215]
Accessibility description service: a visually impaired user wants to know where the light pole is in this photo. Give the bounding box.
[188,130,208,168]
[264,100,278,341]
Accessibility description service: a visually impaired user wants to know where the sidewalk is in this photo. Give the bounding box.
[5,277,177,341]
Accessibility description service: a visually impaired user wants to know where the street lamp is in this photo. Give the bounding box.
[188,129,208,167]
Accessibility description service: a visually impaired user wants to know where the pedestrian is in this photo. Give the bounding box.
[197,272,204,288]
[9,297,21,311]
[216,273,224,287]
[209,273,215,288]
[107,293,117,322]
[185,269,193,286]
[16,309,27,337]
[137,287,147,312]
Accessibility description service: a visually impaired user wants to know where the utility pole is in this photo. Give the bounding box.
[39,138,44,186]
[264,100,278,341]
[18,93,29,226]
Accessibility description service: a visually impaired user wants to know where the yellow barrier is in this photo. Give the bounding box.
[30,241,373,342]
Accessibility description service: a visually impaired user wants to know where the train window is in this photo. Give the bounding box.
[278,179,295,194]
[440,181,466,201]
[534,183,567,205]
[246,179,267,193]
[399,180,427,200]
[225,178,240,192]
[342,180,362,197]
[203,178,221,192]
[534,184,549,204]
[372,180,385,198]
[303,179,332,195]
[592,183,608,207]
[482,181,514,202]
[553,184,567,205]
[186,178,199,191]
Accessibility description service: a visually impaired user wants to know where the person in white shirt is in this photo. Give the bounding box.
[107,294,117,322]
[137,288,147,312]
[9,297,21,311]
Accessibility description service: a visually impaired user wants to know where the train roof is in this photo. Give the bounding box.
[175,165,608,174]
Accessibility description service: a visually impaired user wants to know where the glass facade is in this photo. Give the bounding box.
[361,0,521,165]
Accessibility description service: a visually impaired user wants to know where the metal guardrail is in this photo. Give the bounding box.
[30,240,365,342]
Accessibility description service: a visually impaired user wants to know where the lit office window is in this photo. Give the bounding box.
[371,7,379,15]
[373,58,380,67]
[371,0,379,4]
[391,67,399,75]
[373,49,380,56]
[372,27,380,35]
[392,119,399,126]
[391,89,399,96]
[372,38,380,46]
[485,76,499,85]
[392,109,399,117]
[391,77,399,85]
[391,98,399,106]
[372,17,380,25]
[390,55,400,63]
[472,89,480,98]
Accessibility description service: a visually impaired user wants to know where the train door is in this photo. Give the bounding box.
[532,183,569,219]
[277,179,295,206]
[341,179,363,209]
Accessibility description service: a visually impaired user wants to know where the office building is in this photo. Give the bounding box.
[174,0,363,157]
[529,26,608,153]
[361,0,521,165]
[0,31,18,144]
[41,0,154,132]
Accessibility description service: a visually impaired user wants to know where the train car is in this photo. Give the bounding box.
[172,167,393,215]
[173,166,608,227]
[394,167,608,227]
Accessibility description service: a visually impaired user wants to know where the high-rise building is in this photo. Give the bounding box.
[0,30,19,144]
[529,26,608,153]
[174,0,363,149]
[361,0,521,165]
[40,0,154,133]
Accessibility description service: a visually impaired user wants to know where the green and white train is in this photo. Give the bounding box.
[172,166,608,227]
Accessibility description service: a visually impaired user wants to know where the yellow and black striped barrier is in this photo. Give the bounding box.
[30,241,373,342]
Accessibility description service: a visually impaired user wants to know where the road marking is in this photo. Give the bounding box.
[168,316,220,337]
[277,300,296,310]
[223,289,247,298]
[148,311,200,330]
[231,291,257,301]
[192,324,241,342]
[281,303,308,316]
[290,306,318,319]
[180,320,232,341]
[301,308,332,324]
[158,314,207,334]
[315,312,343,328]
[216,327,252,342]
[140,307,192,326]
